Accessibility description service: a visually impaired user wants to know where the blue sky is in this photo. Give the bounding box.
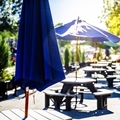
[49,0,106,29]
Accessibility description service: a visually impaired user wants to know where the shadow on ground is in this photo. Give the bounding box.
[62,109,113,119]
[0,89,25,102]
[44,107,113,120]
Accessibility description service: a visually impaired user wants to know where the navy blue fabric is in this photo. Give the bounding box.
[15,0,65,91]
[105,49,110,57]
[93,26,120,43]
[55,19,120,42]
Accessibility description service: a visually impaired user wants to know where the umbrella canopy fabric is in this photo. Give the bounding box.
[15,0,65,91]
[80,41,110,49]
[103,41,120,47]
[55,18,120,42]
[80,41,120,49]
[93,26,120,43]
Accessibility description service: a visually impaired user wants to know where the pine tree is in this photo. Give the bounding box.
[64,46,71,73]
[0,38,11,76]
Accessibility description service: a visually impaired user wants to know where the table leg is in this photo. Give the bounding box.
[85,83,97,93]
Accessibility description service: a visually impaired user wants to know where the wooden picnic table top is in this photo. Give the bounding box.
[106,69,116,72]
[83,67,106,72]
[61,78,96,84]
[97,61,112,64]
[61,77,97,94]
[90,63,108,67]
[0,109,72,120]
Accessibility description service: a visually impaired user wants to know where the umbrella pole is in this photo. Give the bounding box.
[25,87,29,118]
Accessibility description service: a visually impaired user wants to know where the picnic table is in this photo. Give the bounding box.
[97,61,112,67]
[97,61,112,64]
[44,77,96,111]
[83,67,107,78]
[90,63,108,69]
[60,78,112,110]
[44,77,113,110]
[61,77,97,96]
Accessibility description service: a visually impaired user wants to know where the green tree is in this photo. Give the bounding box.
[0,0,22,33]
[57,40,70,48]
[100,0,120,36]
[64,45,71,73]
[0,37,11,76]
[71,51,75,64]
[55,22,63,27]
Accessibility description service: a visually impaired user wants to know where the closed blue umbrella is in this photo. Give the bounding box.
[55,18,120,42]
[15,0,65,91]
[15,0,65,117]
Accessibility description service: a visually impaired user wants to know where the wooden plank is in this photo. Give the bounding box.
[0,109,72,120]
[34,110,63,120]
[27,109,49,120]
[1,110,22,120]
[11,109,36,120]
[44,91,75,97]
[73,86,87,90]
[0,112,10,120]
[47,110,72,120]
[50,87,62,91]
[93,91,113,96]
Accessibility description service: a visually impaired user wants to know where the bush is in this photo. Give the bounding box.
[0,69,13,81]
[0,38,11,79]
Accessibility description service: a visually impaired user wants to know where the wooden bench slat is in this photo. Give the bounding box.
[0,112,10,120]
[44,91,75,97]
[73,86,87,90]
[107,75,116,78]
[50,87,62,91]
[47,110,72,120]
[1,110,22,120]
[50,86,87,93]
[12,109,36,120]
[34,110,63,120]
[27,109,49,120]
[93,91,113,96]
[0,109,73,120]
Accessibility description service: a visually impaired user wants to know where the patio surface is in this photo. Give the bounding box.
[0,68,120,120]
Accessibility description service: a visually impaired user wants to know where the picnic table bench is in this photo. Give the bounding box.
[44,90,75,111]
[44,78,113,111]
[106,75,116,87]
[106,69,116,75]
[0,109,72,120]
[49,86,87,104]
[93,90,113,110]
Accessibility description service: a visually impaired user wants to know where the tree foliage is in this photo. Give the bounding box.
[55,22,63,27]
[0,38,11,76]
[64,45,71,73]
[0,0,22,33]
[64,45,71,66]
[100,0,120,36]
